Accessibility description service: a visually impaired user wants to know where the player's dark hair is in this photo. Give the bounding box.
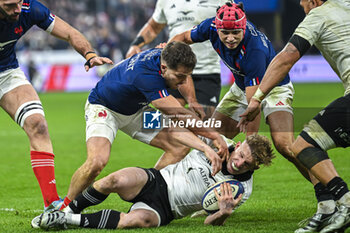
[246,134,275,168]
[161,41,197,70]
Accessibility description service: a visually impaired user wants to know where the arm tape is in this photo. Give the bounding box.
[130,36,145,47]
[84,51,97,61]
[252,88,266,103]
[288,34,311,57]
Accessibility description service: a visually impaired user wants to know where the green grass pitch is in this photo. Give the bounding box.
[0,83,349,233]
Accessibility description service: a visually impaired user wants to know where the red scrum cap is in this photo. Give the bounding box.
[215,2,246,35]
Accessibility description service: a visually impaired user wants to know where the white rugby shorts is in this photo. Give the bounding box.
[85,101,162,144]
[216,81,294,122]
[0,68,31,100]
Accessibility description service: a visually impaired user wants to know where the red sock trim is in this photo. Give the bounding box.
[60,196,72,210]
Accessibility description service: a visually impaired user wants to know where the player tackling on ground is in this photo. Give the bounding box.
[45,42,229,221]
[34,132,274,230]
[0,0,112,210]
[239,0,350,232]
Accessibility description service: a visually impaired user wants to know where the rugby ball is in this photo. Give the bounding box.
[201,179,244,214]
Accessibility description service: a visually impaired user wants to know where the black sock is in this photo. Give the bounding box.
[80,209,120,229]
[326,177,349,201]
[314,182,334,202]
[69,186,109,213]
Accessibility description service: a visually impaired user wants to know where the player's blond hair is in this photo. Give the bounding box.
[246,134,275,168]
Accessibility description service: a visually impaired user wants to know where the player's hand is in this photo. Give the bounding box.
[212,135,229,161]
[237,98,261,133]
[85,56,114,72]
[126,45,142,58]
[203,147,223,176]
[214,183,242,216]
[188,101,206,120]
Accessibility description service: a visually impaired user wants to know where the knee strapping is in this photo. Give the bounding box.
[14,101,44,128]
[297,147,329,169]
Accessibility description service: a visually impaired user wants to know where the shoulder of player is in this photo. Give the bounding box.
[208,17,216,27]
[23,0,40,10]
[156,0,181,10]
[20,0,32,14]
[243,32,270,56]
[132,67,164,87]
[303,3,330,23]
[21,0,49,16]
[199,17,217,34]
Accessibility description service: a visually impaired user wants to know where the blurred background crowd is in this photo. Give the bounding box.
[17,0,318,63]
[17,0,167,62]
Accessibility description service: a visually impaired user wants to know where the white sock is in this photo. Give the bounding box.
[338,191,350,207]
[63,206,74,214]
[65,213,81,226]
[316,200,336,214]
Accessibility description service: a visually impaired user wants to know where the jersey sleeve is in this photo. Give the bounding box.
[293,10,325,46]
[233,175,253,211]
[190,17,214,43]
[134,73,169,102]
[29,0,55,31]
[243,49,267,87]
[152,0,167,24]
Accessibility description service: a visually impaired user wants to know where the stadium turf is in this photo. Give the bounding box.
[0,83,349,233]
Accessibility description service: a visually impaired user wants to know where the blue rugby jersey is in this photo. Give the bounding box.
[88,48,169,115]
[0,0,54,72]
[191,17,290,91]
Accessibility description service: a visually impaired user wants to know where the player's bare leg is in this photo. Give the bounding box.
[292,137,350,233]
[53,168,158,229]
[40,208,159,230]
[0,84,59,207]
[151,128,190,169]
[65,137,111,201]
[117,209,159,228]
[212,111,260,138]
[94,167,148,197]
[291,136,338,184]
[267,111,311,181]
[87,168,159,228]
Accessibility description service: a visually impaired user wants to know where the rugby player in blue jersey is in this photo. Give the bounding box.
[169,2,311,181]
[0,0,112,212]
[55,42,229,215]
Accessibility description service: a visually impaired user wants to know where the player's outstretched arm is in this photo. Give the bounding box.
[178,75,205,119]
[258,42,300,95]
[204,183,242,226]
[169,128,222,175]
[238,42,301,130]
[237,85,262,133]
[152,96,228,159]
[126,17,166,58]
[50,16,113,71]
[168,30,193,45]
